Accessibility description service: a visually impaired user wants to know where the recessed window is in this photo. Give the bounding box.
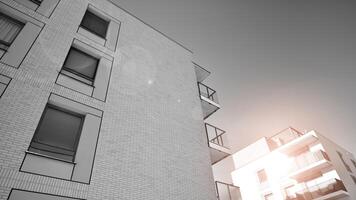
[0,4,43,68]
[29,105,84,162]
[62,47,99,85]
[257,169,268,183]
[80,10,109,38]
[0,13,24,50]
[22,94,103,183]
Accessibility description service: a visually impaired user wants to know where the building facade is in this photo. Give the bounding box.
[231,128,356,200]
[0,0,238,199]
[195,63,242,200]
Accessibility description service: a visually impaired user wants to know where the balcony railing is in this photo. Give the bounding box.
[205,123,229,149]
[289,150,330,175]
[198,82,219,104]
[193,62,211,82]
[285,179,347,200]
[216,181,242,200]
[267,127,304,150]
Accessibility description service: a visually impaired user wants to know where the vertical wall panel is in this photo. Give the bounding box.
[1,22,40,68]
[71,114,101,183]
[105,21,120,51]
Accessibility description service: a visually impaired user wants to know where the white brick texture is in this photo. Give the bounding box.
[0,0,217,199]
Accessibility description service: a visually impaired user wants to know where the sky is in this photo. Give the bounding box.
[111,0,356,155]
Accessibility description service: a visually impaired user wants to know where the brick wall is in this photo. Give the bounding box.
[0,0,217,199]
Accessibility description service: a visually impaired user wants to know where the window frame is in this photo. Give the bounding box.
[62,47,99,85]
[0,12,25,50]
[257,169,268,183]
[80,10,109,39]
[29,104,84,162]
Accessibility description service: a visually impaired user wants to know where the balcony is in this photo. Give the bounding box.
[194,62,211,82]
[193,62,220,119]
[289,150,332,181]
[215,181,242,200]
[285,179,349,200]
[267,128,318,154]
[198,82,220,119]
[206,123,231,164]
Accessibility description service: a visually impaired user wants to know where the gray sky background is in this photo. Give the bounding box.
[112,0,356,155]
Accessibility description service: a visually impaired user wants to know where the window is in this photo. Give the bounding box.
[80,10,109,38]
[337,151,352,173]
[257,169,268,183]
[29,104,84,162]
[264,193,274,200]
[56,39,113,101]
[62,47,99,85]
[22,93,103,183]
[0,4,43,68]
[0,13,24,50]
[77,6,121,51]
[351,175,356,184]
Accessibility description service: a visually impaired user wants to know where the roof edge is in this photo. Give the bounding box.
[108,0,193,54]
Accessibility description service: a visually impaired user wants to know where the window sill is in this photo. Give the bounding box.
[77,26,107,47]
[0,42,9,52]
[79,25,107,40]
[13,0,40,11]
[25,150,76,164]
[29,0,42,6]
[60,70,95,87]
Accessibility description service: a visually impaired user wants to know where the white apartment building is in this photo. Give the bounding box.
[0,0,241,199]
[231,127,356,200]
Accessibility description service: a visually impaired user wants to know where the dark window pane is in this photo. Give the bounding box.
[30,105,83,161]
[0,13,24,49]
[80,10,109,38]
[63,48,99,81]
[29,0,42,5]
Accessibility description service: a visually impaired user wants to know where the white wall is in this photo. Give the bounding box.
[212,156,235,184]
[232,137,271,169]
[316,132,356,199]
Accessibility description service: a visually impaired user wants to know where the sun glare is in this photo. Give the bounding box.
[266,152,292,179]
